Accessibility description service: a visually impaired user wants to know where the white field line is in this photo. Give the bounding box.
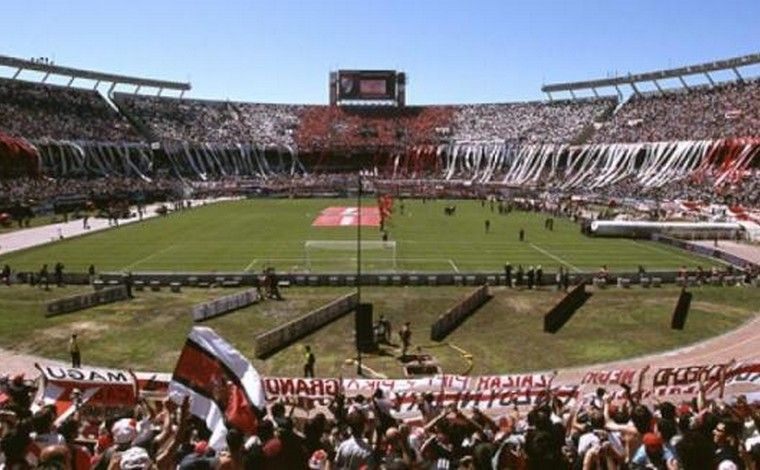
[121,245,176,271]
[528,243,581,272]
[243,258,258,272]
[448,259,460,273]
[630,240,731,266]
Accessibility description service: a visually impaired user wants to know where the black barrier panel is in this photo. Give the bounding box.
[355,303,375,353]
[671,289,693,330]
[543,283,592,333]
[45,286,128,317]
[430,286,490,341]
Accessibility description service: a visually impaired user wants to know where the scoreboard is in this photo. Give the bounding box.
[330,70,406,105]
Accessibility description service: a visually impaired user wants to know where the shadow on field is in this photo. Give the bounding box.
[544,284,593,333]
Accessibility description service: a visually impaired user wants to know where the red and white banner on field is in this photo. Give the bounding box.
[312,206,381,227]
[33,356,760,425]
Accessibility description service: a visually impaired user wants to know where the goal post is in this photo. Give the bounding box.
[303,240,397,271]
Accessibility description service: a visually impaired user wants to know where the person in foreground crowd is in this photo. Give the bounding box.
[2,363,760,470]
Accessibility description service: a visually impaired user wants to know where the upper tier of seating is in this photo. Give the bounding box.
[0,77,758,147]
[0,78,140,142]
[592,80,760,143]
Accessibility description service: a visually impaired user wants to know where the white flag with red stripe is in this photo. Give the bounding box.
[169,327,265,449]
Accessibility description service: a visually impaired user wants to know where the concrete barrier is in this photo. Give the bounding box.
[191,288,259,322]
[254,292,358,358]
[430,286,490,341]
[45,286,128,317]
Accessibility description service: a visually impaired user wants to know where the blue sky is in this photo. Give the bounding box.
[2,0,759,104]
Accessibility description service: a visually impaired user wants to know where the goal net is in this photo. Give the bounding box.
[303,240,397,271]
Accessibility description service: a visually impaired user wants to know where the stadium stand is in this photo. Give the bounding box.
[0,78,141,142]
[592,79,760,143]
[3,357,760,469]
[113,93,303,146]
[450,98,616,144]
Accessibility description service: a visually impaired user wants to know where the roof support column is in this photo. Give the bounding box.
[630,82,641,96]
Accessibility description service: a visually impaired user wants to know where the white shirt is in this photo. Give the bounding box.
[335,435,375,470]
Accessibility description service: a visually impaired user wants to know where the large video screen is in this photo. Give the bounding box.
[337,70,397,101]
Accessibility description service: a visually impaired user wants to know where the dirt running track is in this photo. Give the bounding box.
[2,313,759,381]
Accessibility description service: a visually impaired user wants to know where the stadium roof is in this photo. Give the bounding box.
[0,54,190,95]
[542,53,760,99]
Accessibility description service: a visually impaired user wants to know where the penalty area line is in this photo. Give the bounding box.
[528,243,581,272]
[448,259,460,273]
[243,258,258,272]
[121,245,176,271]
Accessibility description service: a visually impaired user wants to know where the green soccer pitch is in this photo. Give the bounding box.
[0,198,720,273]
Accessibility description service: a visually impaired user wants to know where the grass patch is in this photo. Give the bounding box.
[0,199,720,273]
[1,284,756,377]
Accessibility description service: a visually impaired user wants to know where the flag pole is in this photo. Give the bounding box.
[356,170,362,375]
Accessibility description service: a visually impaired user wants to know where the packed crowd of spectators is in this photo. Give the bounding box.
[0,79,141,143]
[451,98,616,144]
[1,370,759,469]
[118,97,617,152]
[592,80,760,144]
[567,169,760,211]
[114,94,303,147]
[0,177,183,209]
[295,106,454,152]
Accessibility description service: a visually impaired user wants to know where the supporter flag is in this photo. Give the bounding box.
[169,327,266,449]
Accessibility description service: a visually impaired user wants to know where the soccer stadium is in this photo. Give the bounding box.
[1,3,760,469]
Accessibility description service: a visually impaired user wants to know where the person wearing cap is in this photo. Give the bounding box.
[119,446,152,470]
[630,432,678,469]
[93,418,137,470]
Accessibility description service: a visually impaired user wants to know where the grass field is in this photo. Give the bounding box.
[1,285,757,377]
[0,198,720,273]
